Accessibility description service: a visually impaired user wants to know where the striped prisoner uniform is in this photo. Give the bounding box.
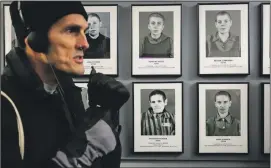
[141,108,175,136]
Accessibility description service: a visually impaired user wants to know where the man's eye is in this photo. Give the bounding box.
[65,27,80,34]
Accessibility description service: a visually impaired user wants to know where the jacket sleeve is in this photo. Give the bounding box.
[49,119,117,168]
[169,37,174,58]
[49,72,127,168]
[206,35,212,57]
[139,37,145,58]
[1,93,24,168]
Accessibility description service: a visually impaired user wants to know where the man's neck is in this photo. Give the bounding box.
[29,58,57,85]
[218,32,229,42]
[89,33,99,39]
[218,112,229,119]
[150,33,161,39]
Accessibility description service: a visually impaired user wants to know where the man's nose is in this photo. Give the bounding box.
[76,33,89,50]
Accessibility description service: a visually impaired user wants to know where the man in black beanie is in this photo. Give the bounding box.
[1,1,128,168]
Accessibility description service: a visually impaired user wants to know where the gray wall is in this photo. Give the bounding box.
[1,0,270,168]
[81,1,270,167]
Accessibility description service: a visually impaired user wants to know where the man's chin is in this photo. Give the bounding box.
[90,32,98,36]
[219,30,228,34]
[219,111,227,114]
[72,68,85,76]
[153,110,163,113]
[56,67,85,76]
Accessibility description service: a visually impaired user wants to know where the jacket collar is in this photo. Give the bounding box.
[147,33,167,44]
[4,47,44,92]
[212,32,236,42]
[215,113,232,123]
[147,107,170,119]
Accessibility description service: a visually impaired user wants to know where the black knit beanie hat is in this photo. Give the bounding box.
[10,1,88,48]
[20,1,88,32]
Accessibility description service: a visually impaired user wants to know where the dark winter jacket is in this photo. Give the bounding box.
[1,47,120,168]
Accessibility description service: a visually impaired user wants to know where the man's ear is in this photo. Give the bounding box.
[164,99,168,106]
[24,37,48,64]
[161,24,165,31]
[229,20,233,27]
[229,100,232,107]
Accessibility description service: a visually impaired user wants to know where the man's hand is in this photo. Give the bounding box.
[87,72,130,111]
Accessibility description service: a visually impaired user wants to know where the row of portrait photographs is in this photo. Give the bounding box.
[75,81,270,154]
[3,3,270,76]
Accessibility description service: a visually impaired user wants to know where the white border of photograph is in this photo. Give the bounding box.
[74,82,89,110]
[263,83,270,154]
[83,5,118,76]
[133,82,183,152]
[262,4,270,75]
[4,4,12,60]
[132,5,181,76]
[74,82,87,89]
[198,3,249,75]
[198,83,248,153]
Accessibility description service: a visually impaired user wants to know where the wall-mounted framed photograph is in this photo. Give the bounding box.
[262,83,270,154]
[83,5,118,76]
[133,82,183,152]
[197,82,248,154]
[198,3,249,76]
[261,3,270,76]
[74,82,89,110]
[131,4,182,76]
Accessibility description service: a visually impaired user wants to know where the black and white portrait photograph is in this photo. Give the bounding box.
[205,89,241,137]
[132,5,181,76]
[83,5,118,76]
[74,82,89,110]
[133,82,183,152]
[261,4,270,76]
[140,89,176,136]
[198,83,248,153]
[198,3,249,75]
[262,83,270,154]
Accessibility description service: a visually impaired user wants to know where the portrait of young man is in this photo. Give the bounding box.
[139,12,174,58]
[84,12,111,59]
[206,90,241,136]
[141,89,175,136]
[1,1,129,168]
[206,10,241,57]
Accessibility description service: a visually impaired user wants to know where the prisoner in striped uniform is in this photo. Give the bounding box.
[141,90,175,136]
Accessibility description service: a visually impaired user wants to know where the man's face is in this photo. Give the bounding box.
[149,94,167,113]
[215,95,232,115]
[148,16,164,35]
[46,14,89,75]
[215,14,232,34]
[87,16,101,36]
